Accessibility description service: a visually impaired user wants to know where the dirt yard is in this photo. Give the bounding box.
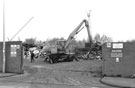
[22,58,117,88]
[0,57,118,88]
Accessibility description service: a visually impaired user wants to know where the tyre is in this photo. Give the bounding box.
[49,58,53,64]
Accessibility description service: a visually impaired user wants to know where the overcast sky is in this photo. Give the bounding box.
[0,0,135,42]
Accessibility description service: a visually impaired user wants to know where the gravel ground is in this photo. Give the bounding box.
[0,58,118,88]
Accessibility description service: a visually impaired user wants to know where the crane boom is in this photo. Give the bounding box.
[42,19,93,64]
[10,17,34,41]
[64,19,92,49]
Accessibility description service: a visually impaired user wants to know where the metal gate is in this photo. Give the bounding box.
[102,42,135,77]
[0,41,23,73]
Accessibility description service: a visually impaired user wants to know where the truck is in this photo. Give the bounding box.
[42,19,92,64]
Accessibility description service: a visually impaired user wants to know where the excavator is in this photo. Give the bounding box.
[43,19,92,64]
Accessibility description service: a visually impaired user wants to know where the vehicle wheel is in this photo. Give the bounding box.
[49,58,53,64]
[66,55,74,62]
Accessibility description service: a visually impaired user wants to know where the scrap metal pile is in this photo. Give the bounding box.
[76,42,102,60]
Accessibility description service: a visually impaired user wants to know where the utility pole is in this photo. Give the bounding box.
[87,10,91,33]
[3,0,6,73]
[87,10,92,43]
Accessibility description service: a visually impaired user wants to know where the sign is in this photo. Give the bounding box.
[111,53,123,57]
[116,58,119,62]
[113,43,123,49]
[16,45,20,49]
[107,43,111,48]
[111,49,123,57]
[10,44,18,57]
[112,50,122,52]
[10,52,17,57]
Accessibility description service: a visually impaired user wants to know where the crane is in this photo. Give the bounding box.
[43,19,92,64]
[65,19,92,49]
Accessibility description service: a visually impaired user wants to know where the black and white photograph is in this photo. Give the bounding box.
[0,0,135,88]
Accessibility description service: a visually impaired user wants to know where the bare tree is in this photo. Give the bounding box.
[24,38,37,45]
[94,34,101,43]
[94,34,113,44]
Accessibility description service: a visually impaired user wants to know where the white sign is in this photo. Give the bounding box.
[111,53,123,57]
[107,43,111,48]
[16,45,20,49]
[113,43,123,49]
[112,50,122,52]
[116,58,119,62]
